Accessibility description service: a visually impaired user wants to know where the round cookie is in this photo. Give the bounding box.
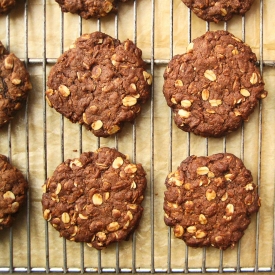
[46,32,151,138]
[164,153,260,250]
[0,154,28,230]
[55,0,130,19]
[0,41,32,127]
[163,30,267,138]
[0,0,16,14]
[41,147,147,249]
[181,0,255,23]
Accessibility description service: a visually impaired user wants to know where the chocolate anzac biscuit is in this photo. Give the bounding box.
[42,147,147,249]
[0,41,32,127]
[55,0,130,19]
[164,153,260,250]
[0,0,16,14]
[46,32,151,138]
[0,154,28,230]
[181,0,255,23]
[163,30,267,138]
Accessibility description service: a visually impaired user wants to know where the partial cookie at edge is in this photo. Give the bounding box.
[0,0,16,14]
[0,41,32,127]
[0,154,28,230]
[181,0,255,23]
[55,0,130,19]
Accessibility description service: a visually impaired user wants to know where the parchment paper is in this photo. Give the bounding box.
[0,0,275,273]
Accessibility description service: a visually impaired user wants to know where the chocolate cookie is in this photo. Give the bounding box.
[42,147,147,249]
[55,0,130,19]
[164,153,260,250]
[182,0,255,23]
[0,0,16,14]
[46,32,151,138]
[0,154,28,230]
[163,30,267,138]
[0,41,32,127]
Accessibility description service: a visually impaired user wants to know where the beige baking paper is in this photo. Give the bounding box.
[0,0,275,273]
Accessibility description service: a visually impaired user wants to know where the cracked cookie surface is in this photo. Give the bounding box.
[182,0,255,23]
[42,147,147,249]
[55,0,129,19]
[163,30,267,138]
[0,41,32,127]
[164,153,260,250]
[0,154,28,230]
[46,31,151,137]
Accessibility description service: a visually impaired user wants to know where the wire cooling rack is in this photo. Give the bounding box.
[0,0,275,273]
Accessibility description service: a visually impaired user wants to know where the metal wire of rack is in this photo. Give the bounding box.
[0,0,275,273]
